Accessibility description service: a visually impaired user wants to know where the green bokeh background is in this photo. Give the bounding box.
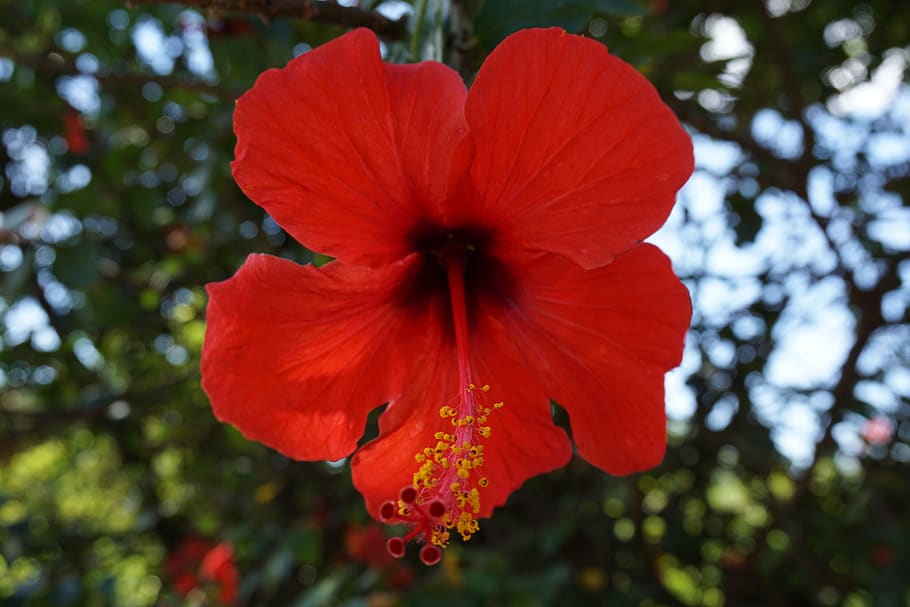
[1,1,909,605]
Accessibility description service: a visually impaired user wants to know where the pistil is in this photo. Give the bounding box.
[378,243,504,565]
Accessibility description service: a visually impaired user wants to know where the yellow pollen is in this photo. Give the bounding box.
[394,384,505,549]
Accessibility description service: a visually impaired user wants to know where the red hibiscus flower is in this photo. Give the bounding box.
[64,108,89,155]
[345,523,415,587]
[203,27,692,564]
[165,538,238,604]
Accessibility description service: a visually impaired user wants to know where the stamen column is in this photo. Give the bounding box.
[444,249,474,392]
[378,245,500,565]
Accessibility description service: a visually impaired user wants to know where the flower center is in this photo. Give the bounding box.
[400,222,515,323]
[379,243,503,566]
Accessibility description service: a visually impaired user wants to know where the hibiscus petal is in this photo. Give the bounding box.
[351,311,572,519]
[232,29,468,267]
[500,244,691,474]
[463,28,693,269]
[202,253,425,460]
[471,318,574,514]
[351,339,455,520]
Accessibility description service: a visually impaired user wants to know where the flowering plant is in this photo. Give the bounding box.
[203,27,692,564]
[165,538,238,604]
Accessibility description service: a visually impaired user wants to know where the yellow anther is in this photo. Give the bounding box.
[399,385,503,550]
[431,528,450,547]
[468,489,480,513]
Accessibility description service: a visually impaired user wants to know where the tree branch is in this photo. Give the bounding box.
[743,252,908,575]
[128,0,408,39]
[668,98,845,266]
[0,373,198,457]
[0,43,235,98]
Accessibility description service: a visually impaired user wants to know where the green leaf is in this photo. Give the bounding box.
[295,574,344,607]
[473,0,647,50]
[408,0,450,61]
[591,0,648,15]
[1,248,33,303]
[52,242,99,289]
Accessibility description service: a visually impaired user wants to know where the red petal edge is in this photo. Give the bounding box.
[351,308,572,520]
[501,244,692,474]
[202,254,425,460]
[464,28,694,269]
[232,29,469,267]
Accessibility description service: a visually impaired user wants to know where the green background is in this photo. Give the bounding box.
[1,0,909,605]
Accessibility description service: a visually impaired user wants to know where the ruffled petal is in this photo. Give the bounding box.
[201,253,425,460]
[471,316,574,514]
[350,334,454,521]
[500,244,691,474]
[463,28,693,269]
[351,307,572,519]
[232,29,468,267]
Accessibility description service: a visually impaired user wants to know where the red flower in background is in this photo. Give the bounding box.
[203,28,692,564]
[861,415,893,446]
[166,538,238,604]
[64,108,89,155]
[345,524,415,588]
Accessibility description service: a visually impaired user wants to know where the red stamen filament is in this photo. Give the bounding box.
[445,249,473,390]
[380,245,502,564]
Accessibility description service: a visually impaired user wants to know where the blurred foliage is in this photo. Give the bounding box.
[1,0,909,605]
